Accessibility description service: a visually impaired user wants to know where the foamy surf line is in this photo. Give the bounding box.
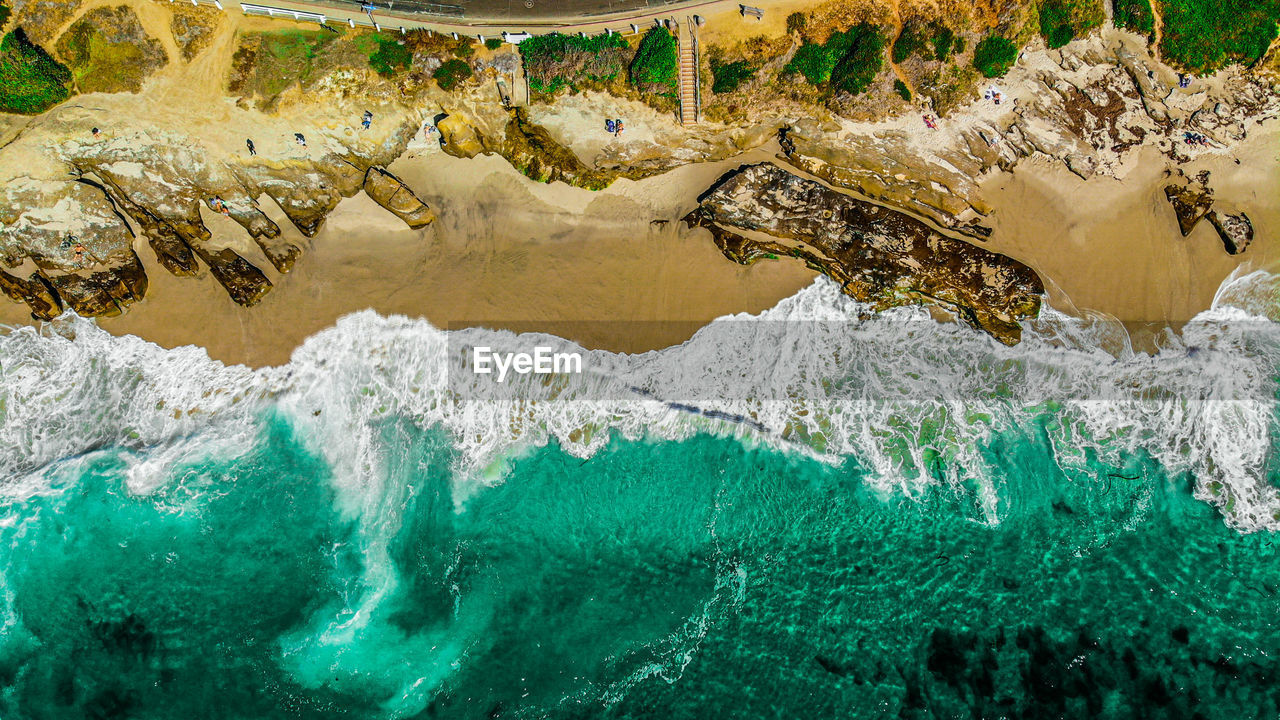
[2,271,1279,529]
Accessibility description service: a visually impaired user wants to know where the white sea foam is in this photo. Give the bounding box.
[1,272,1278,531]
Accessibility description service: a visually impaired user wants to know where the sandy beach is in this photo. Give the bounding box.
[3,121,1278,368]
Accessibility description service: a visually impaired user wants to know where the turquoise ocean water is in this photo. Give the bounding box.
[2,275,1280,718]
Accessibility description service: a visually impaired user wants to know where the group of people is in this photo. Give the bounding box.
[921,114,938,130]
[1183,131,1211,147]
[983,86,1005,105]
[605,118,625,137]
[208,196,232,216]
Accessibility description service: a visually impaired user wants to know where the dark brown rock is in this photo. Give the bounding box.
[40,252,148,316]
[363,167,436,228]
[191,246,272,307]
[0,268,61,320]
[1208,210,1253,255]
[1163,184,1213,236]
[683,163,1043,345]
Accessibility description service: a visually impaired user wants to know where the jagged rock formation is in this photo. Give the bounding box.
[363,167,436,228]
[1209,211,1253,255]
[684,164,1043,344]
[1164,182,1214,236]
[776,35,1279,234]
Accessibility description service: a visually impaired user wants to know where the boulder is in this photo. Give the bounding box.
[684,163,1043,345]
[363,167,436,228]
[1164,184,1213,236]
[1208,210,1253,255]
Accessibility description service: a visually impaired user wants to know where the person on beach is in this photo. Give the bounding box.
[91,127,100,138]
[246,138,256,156]
[362,111,373,130]
[615,119,624,137]
[606,119,616,134]
[295,133,307,147]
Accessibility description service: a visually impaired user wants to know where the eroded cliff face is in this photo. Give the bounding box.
[684,164,1043,345]
[0,6,1274,330]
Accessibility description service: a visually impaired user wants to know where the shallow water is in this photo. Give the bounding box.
[2,273,1280,718]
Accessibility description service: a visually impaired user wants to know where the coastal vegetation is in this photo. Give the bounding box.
[786,23,886,96]
[894,78,911,100]
[972,35,1019,77]
[710,57,755,93]
[0,26,72,113]
[629,26,677,95]
[229,28,335,99]
[364,35,411,77]
[485,38,502,50]
[1157,0,1280,71]
[1037,0,1105,49]
[517,32,629,95]
[1112,0,1155,36]
[432,57,472,90]
[55,5,167,94]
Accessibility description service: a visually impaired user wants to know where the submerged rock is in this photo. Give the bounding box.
[683,164,1043,345]
[363,167,435,228]
[1208,210,1253,255]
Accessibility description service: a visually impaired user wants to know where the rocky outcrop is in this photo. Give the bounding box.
[1208,211,1253,255]
[684,164,1043,345]
[363,167,435,228]
[1164,183,1213,236]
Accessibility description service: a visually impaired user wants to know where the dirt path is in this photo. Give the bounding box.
[885,0,914,98]
[1150,0,1164,60]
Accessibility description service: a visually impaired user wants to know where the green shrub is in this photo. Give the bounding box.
[1158,0,1280,71]
[1039,1,1076,47]
[786,12,806,35]
[432,57,472,90]
[0,3,10,30]
[892,25,925,63]
[829,24,886,95]
[893,78,911,100]
[629,26,677,93]
[785,23,886,95]
[0,28,73,114]
[368,36,411,76]
[710,57,755,93]
[453,39,474,58]
[518,32,628,94]
[931,25,956,60]
[1113,0,1155,35]
[485,37,503,50]
[972,35,1019,77]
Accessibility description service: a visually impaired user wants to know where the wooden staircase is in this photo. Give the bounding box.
[677,18,699,125]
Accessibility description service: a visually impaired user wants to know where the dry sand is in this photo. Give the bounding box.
[0,146,819,367]
[3,125,1277,368]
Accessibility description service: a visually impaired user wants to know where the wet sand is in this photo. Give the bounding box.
[0,148,818,368]
[3,123,1277,368]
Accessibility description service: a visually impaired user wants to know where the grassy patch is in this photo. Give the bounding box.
[972,35,1019,77]
[366,35,411,76]
[931,25,957,61]
[54,6,167,94]
[1038,0,1106,49]
[892,25,926,63]
[229,29,335,99]
[629,26,677,94]
[893,78,911,100]
[0,3,11,29]
[484,37,502,51]
[0,28,72,113]
[786,12,806,35]
[1113,0,1155,35]
[709,57,755,93]
[518,32,628,95]
[785,23,886,96]
[432,57,471,90]
[1158,0,1280,71]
